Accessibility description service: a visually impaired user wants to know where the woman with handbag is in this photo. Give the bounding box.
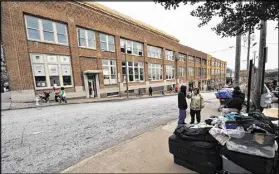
[187,87,205,124]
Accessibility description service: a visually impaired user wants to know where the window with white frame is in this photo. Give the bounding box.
[147,45,162,59]
[178,53,187,61]
[202,59,207,65]
[25,15,68,45]
[188,55,195,62]
[148,63,163,80]
[196,57,202,64]
[166,65,175,80]
[197,68,201,76]
[102,59,117,84]
[30,53,73,88]
[77,28,96,49]
[122,61,144,82]
[165,50,174,61]
[100,33,115,52]
[187,67,194,76]
[120,39,143,56]
[178,67,185,77]
[202,68,207,76]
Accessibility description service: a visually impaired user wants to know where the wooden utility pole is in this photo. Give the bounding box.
[254,20,267,110]
[234,34,241,87]
[124,43,129,98]
[246,31,251,70]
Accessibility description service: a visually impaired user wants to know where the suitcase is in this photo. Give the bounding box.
[221,146,276,174]
[174,125,218,143]
[169,134,221,174]
[221,155,251,173]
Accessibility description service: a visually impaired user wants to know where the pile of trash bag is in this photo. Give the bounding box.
[173,110,278,174]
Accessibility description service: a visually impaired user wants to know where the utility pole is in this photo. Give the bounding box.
[124,43,129,98]
[247,59,253,113]
[254,20,267,110]
[246,31,251,70]
[253,50,257,72]
[234,34,241,86]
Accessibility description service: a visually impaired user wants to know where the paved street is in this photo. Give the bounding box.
[1,92,218,173]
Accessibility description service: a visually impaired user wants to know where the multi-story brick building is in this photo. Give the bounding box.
[1,1,226,102]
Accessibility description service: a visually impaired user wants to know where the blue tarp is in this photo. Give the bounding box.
[215,89,232,99]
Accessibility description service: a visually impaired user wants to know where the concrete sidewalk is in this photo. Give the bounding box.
[1,90,213,111]
[61,105,219,173]
[1,93,177,111]
[61,122,191,173]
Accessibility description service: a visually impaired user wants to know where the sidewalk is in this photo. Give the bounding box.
[1,90,213,111]
[1,93,177,111]
[61,121,191,173]
[61,105,219,173]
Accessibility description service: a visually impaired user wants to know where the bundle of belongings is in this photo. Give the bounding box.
[168,111,279,174]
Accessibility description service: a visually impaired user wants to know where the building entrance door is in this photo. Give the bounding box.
[88,75,98,98]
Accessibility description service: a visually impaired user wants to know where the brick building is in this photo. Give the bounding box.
[1,1,226,102]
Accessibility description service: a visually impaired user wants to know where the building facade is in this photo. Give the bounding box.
[1,1,226,102]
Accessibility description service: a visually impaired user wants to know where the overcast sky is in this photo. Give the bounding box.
[97,1,278,70]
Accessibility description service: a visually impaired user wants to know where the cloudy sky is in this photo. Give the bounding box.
[97,1,278,70]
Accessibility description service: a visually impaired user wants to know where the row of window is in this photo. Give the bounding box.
[211,61,225,67]
[26,15,223,64]
[122,61,144,82]
[30,53,73,88]
[30,53,216,88]
[211,69,224,75]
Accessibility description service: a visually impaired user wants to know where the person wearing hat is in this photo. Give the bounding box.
[224,86,245,112]
[178,85,188,124]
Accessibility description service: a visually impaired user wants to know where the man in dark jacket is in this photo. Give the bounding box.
[178,85,188,124]
[224,86,245,112]
[149,86,153,97]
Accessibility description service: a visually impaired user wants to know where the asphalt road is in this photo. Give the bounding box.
[1,93,218,173]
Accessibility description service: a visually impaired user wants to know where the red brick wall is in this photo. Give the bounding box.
[1,1,225,93]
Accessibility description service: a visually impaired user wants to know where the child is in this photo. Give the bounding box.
[59,87,67,103]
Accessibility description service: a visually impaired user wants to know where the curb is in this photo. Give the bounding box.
[1,93,177,111]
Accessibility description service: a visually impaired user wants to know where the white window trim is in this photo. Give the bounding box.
[188,67,194,77]
[30,53,74,90]
[147,45,162,59]
[25,15,68,46]
[165,50,174,61]
[120,39,143,56]
[148,63,163,81]
[102,59,117,85]
[178,67,185,77]
[166,65,175,80]
[100,33,115,52]
[77,28,96,49]
[123,62,144,83]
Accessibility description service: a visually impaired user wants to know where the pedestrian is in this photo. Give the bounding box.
[138,88,141,97]
[187,88,205,124]
[149,86,153,97]
[59,87,67,103]
[53,86,60,102]
[224,86,245,113]
[178,85,187,125]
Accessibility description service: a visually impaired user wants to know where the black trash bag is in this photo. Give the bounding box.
[235,113,276,134]
[174,125,218,143]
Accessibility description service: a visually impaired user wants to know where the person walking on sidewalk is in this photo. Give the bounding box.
[187,88,204,124]
[149,86,153,97]
[178,85,188,124]
[59,87,67,103]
